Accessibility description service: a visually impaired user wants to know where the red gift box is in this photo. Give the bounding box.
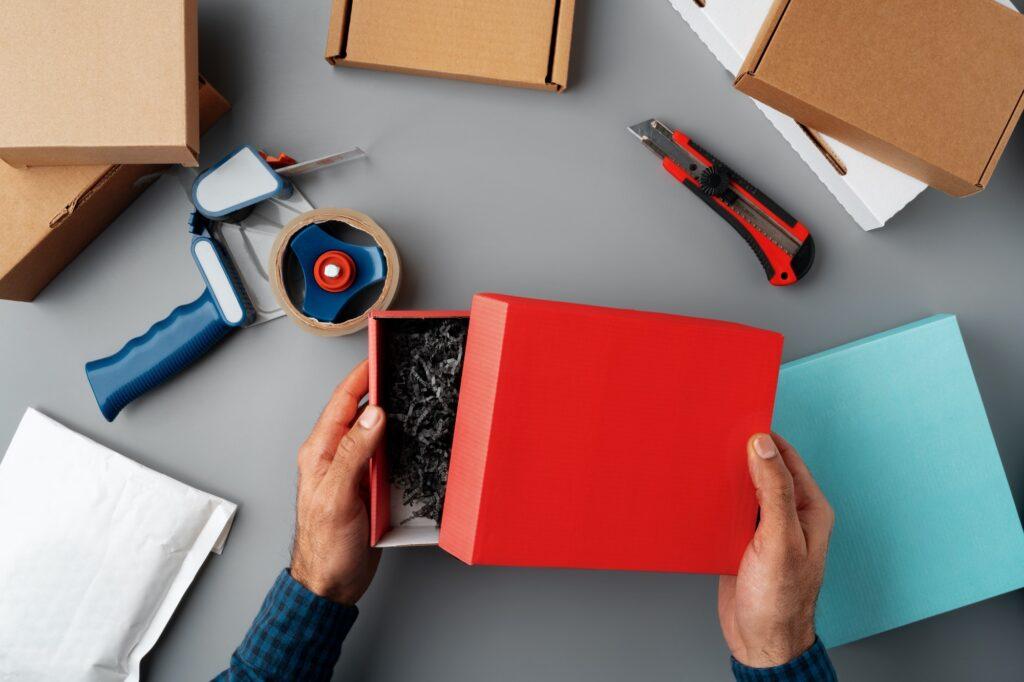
[368,294,783,574]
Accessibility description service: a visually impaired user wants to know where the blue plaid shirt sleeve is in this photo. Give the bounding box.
[213,569,359,682]
[731,637,837,682]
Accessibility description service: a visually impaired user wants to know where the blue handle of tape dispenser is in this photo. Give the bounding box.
[85,290,235,421]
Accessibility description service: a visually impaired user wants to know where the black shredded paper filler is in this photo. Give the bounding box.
[380,318,469,524]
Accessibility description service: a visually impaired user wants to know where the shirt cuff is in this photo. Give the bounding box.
[232,569,359,682]
[731,637,838,682]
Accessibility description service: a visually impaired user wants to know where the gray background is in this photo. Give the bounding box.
[2,0,1023,679]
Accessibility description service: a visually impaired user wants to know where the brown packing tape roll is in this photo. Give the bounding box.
[270,208,401,336]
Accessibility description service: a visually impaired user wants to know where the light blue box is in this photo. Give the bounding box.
[773,315,1024,647]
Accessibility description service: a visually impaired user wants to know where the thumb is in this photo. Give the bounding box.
[748,433,800,543]
[324,405,386,492]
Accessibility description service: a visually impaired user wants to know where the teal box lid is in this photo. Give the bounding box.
[774,314,1024,647]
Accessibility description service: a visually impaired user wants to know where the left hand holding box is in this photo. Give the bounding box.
[291,361,386,605]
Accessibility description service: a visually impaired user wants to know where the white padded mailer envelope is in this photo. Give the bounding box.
[0,408,237,682]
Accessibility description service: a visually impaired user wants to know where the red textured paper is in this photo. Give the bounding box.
[438,294,783,574]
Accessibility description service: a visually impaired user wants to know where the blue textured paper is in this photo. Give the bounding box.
[773,315,1024,647]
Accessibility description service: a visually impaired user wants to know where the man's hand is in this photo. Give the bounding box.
[291,361,385,605]
[718,433,835,668]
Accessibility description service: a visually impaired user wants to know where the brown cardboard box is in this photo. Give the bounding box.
[735,0,1024,196]
[0,79,230,303]
[324,0,576,91]
[0,1,199,167]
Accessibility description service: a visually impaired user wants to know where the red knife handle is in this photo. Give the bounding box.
[664,131,815,286]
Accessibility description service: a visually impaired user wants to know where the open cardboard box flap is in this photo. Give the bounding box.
[369,294,785,574]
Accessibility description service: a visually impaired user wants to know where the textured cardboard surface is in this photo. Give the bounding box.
[0,80,230,302]
[737,0,1024,196]
[325,0,575,91]
[667,0,927,230]
[774,315,1024,647]
[0,0,199,166]
[438,293,784,573]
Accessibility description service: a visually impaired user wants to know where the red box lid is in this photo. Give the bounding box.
[371,294,784,574]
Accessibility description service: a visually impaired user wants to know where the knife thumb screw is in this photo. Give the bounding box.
[700,164,732,197]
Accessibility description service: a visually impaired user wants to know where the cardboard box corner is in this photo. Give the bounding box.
[0,79,231,302]
[1,0,202,167]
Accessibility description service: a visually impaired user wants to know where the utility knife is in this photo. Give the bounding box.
[629,118,815,286]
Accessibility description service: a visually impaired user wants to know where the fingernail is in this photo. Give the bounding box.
[753,434,778,459]
[358,406,382,429]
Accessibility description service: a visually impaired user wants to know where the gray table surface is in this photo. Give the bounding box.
[3,1,1024,680]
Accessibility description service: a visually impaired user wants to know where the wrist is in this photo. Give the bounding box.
[289,558,358,606]
[732,625,816,668]
[731,637,836,682]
